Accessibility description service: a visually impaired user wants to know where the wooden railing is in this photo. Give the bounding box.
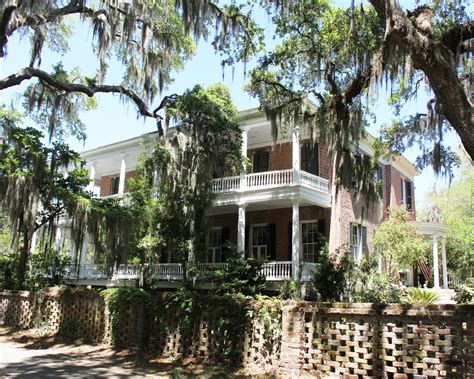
[211,169,329,194]
[65,261,319,282]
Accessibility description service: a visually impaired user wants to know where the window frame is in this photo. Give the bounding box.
[249,223,269,259]
[301,220,320,263]
[252,150,269,173]
[206,226,223,263]
[109,176,120,195]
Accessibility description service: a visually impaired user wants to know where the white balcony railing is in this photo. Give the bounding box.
[211,169,329,194]
[261,261,292,281]
[114,264,140,280]
[151,263,184,281]
[82,264,108,279]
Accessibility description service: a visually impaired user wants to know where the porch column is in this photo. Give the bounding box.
[292,200,300,280]
[441,238,448,289]
[237,203,247,256]
[87,163,96,192]
[55,226,62,253]
[79,232,88,278]
[240,130,248,190]
[432,234,440,288]
[118,154,127,195]
[292,128,300,184]
[30,231,37,253]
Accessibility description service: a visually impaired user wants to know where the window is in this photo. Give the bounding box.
[207,227,223,263]
[252,151,269,173]
[401,179,413,210]
[109,176,120,195]
[376,165,384,199]
[300,142,319,176]
[251,225,268,258]
[301,222,320,262]
[350,223,368,261]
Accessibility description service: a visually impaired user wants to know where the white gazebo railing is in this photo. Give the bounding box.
[211,169,329,194]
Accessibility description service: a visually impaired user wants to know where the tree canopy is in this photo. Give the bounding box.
[0,0,262,139]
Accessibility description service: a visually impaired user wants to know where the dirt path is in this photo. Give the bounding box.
[0,327,258,378]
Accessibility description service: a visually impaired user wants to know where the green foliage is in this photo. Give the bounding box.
[208,250,266,296]
[0,251,19,290]
[130,84,242,276]
[422,165,474,278]
[453,283,474,304]
[373,207,430,280]
[101,287,152,345]
[402,288,440,305]
[350,257,402,304]
[27,247,71,290]
[312,248,354,302]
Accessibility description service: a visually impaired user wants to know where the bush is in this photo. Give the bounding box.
[27,248,72,290]
[350,257,402,304]
[0,251,19,290]
[312,249,354,302]
[453,283,474,304]
[402,288,440,305]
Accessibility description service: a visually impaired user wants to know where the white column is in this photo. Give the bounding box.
[292,128,300,184]
[30,231,38,253]
[240,130,248,190]
[432,234,440,288]
[79,232,89,278]
[292,200,300,280]
[237,203,247,256]
[87,163,96,192]
[55,226,62,253]
[118,155,127,194]
[441,238,448,289]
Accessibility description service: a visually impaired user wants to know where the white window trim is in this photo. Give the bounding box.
[301,219,320,263]
[206,226,223,263]
[249,223,269,259]
[350,222,363,262]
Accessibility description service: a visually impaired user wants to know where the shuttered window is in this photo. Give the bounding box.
[301,142,319,176]
[109,176,120,195]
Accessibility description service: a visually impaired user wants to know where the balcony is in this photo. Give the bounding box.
[211,169,331,209]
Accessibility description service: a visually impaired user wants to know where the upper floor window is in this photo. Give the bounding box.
[252,150,269,173]
[109,176,120,195]
[350,223,367,261]
[376,165,384,199]
[401,178,413,210]
[301,142,319,176]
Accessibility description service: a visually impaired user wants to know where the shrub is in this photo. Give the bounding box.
[0,251,19,290]
[402,288,440,305]
[453,283,474,304]
[350,256,402,304]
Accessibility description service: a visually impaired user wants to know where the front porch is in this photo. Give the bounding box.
[64,261,319,286]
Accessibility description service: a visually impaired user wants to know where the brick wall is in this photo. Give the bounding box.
[209,206,330,261]
[247,140,331,180]
[1,290,473,377]
[100,170,138,196]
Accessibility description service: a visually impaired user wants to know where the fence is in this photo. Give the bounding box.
[1,289,473,377]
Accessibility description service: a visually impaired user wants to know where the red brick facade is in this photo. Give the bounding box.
[100,170,138,196]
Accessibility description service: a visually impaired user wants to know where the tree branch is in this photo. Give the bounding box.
[343,67,372,104]
[0,67,164,134]
[442,21,474,54]
[1,0,95,57]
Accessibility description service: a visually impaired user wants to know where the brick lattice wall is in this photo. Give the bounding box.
[1,291,473,377]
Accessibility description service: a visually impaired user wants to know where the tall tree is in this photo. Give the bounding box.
[0,0,262,138]
[0,108,90,288]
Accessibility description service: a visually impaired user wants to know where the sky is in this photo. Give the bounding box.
[0,1,467,210]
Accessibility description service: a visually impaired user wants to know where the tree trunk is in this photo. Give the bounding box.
[17,229,32,290]
[370,0,474,160]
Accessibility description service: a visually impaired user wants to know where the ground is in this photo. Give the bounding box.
[0,327,270,378]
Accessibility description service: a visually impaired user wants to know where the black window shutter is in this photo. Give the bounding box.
[318,219,326,237]
[221,226,230,262]
[349,222,353,248]
[245,226,250,257]
[268,224,276,261]
[160,248,167,263]
[288,222,293,261]
[300,143,308,171]
[405,181,412,210]
[262,151,269,172]
[252,153,259,173]
[310,143,320,176]
[401,179,404,204]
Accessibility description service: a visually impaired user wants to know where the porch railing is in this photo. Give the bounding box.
[211,169,329,194]
[447,273,464,288]
[63,261,319,282]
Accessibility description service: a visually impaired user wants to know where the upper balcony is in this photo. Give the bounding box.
[211,169,331,210]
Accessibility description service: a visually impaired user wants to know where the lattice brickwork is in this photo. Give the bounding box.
[281,303,474,378]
